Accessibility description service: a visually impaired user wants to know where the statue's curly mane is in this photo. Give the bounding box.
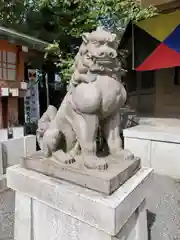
[70,27,123,87]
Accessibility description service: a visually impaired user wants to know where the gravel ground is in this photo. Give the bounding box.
[147,174,180,240]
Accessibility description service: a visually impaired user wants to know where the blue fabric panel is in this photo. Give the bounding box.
[164,25,180,53]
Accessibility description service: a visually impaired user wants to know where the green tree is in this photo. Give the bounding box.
[43,0,157,82]
[0,0,25,27]
[0,0,157,42]
[0,0,157,82]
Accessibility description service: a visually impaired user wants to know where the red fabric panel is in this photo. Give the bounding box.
[136,43,180,71]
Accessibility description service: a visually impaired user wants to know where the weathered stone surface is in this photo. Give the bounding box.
[2,135,36,171]
[22,151,140,195]
[0,175,7,193]
[36,27,133,172]
[7,165,153,237]
[124,125,180,178]
[0,184,15,240]
[12,127,24,139]
[14,192,32,240]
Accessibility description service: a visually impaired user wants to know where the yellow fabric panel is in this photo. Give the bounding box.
[137,10,180,41]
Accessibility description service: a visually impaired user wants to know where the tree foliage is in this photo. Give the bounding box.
[0,0,157,81]
[42,0,157,82]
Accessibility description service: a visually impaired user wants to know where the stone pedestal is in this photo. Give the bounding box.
[7,165,153,240]
[23,151,141,195]
[0,175,15,240]
[0,135,36,240]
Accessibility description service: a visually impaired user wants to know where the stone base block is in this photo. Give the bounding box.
[7,165,153,240]
[22,151,140,195]
[0,175,15,240]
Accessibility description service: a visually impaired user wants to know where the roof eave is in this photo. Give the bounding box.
[0,26,50,52]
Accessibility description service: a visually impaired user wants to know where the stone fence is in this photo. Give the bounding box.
[124,125,180,179]
[0,127,24,142]
[0,135,36,240]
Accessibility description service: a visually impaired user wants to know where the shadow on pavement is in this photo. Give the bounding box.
[147,210,156,240]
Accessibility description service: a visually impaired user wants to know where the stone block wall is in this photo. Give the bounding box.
[124,125,180,178]
[0,176,14,240]
[0,135,36,240]
[0,135,36,174]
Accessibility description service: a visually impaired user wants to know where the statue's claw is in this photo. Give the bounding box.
[84,156,108,170]
[52,150,76,165]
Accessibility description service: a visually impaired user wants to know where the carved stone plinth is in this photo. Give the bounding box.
[21,151,140,195]
[7,165,153,240]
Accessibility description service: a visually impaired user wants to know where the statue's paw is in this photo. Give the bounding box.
[64,157,76,165]
[84,156,108,171]
[53,150,76,165]
[42,142,52,158]
[112,149,134,161]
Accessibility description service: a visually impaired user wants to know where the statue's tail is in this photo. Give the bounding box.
[36,105,58,150]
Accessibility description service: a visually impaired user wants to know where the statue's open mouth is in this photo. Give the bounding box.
[95,59,112,64]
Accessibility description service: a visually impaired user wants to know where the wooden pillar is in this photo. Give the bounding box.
[8,97,19,126]
[17,50,25,82]
[0,99,3,128]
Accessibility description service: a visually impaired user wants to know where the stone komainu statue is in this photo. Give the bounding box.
[37,27,133,170]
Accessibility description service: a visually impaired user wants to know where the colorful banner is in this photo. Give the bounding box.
[120,10,180,71]
[24,69,40,123]
[135,10,180,71]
